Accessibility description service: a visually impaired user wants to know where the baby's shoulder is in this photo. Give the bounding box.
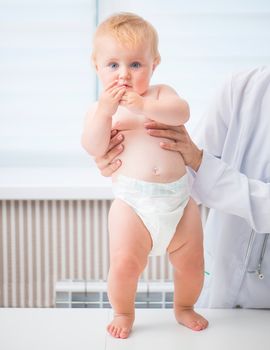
[148,84,178,98]
[145,84,163,98]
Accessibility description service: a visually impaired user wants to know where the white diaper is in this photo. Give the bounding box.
[112,174,190,256]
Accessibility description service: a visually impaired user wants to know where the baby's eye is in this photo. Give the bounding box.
[130,62,141,69]
[109,62,119,69]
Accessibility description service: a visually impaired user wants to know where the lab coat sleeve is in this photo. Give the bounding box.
[192,150,270,233]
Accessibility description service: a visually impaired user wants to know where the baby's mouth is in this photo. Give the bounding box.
[118,82,131,88]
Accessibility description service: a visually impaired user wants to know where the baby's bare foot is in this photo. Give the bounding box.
[175,307,208,331]
[107,313,135,339]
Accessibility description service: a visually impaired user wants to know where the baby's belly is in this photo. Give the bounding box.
[112,130,186,183]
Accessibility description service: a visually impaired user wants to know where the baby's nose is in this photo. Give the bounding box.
[119,67,130,79]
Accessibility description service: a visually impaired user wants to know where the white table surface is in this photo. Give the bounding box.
[0,308,269,350]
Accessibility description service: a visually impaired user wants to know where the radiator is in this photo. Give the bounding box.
[0,200,173,307]
[55,280,174,309]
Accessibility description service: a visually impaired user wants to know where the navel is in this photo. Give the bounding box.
[152,166,160,176]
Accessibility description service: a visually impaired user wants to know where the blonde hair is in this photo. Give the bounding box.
[92,12,161,64]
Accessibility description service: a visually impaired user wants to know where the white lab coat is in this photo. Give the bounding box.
[191,67,270,308]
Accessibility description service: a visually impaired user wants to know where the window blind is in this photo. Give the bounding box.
[0,0,96,167]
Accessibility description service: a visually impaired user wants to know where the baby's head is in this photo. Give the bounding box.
[92,13,161,95]
[92,12,161,66]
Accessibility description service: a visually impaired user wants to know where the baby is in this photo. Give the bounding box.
[82,12,208,338]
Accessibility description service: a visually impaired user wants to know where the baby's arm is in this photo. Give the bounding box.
[81,103,112,157]
[143,85,190,125]
[81,81,126,157]
[120,84,189,126]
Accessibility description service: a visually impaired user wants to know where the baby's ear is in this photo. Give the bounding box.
[93,61,98,71]
[152,57,160,72]
[91,55,98,71]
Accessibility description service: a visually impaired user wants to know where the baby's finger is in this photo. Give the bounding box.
[119,98,127,105]
[113,87,126,99]
[105,80,118,91]
[119,94,128,100]
[110,85,126,98]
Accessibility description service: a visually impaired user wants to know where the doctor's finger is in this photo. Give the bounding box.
[146,128,185,141]
[144,121,170,129]
[95,143,124,169]
[159,140,183,152]
[110,129,118,138]
[100,159,122,177]
[108,132,125,152]
[145,121,182,132]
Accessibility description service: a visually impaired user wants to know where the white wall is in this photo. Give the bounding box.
[1,0,270,167]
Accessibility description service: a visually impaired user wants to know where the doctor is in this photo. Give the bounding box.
[95,66,270,308]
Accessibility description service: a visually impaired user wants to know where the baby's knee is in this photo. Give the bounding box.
[187,254,204,273]
[110,254,143,278]
[172,250,204,274]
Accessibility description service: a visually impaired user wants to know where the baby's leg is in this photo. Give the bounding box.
[167,198,208,331]
[107,199,152,339]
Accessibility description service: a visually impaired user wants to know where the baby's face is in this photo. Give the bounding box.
[94,35,157,95]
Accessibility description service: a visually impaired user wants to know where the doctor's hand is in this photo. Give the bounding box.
[94,129,124,177]
[145,121,203,172]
